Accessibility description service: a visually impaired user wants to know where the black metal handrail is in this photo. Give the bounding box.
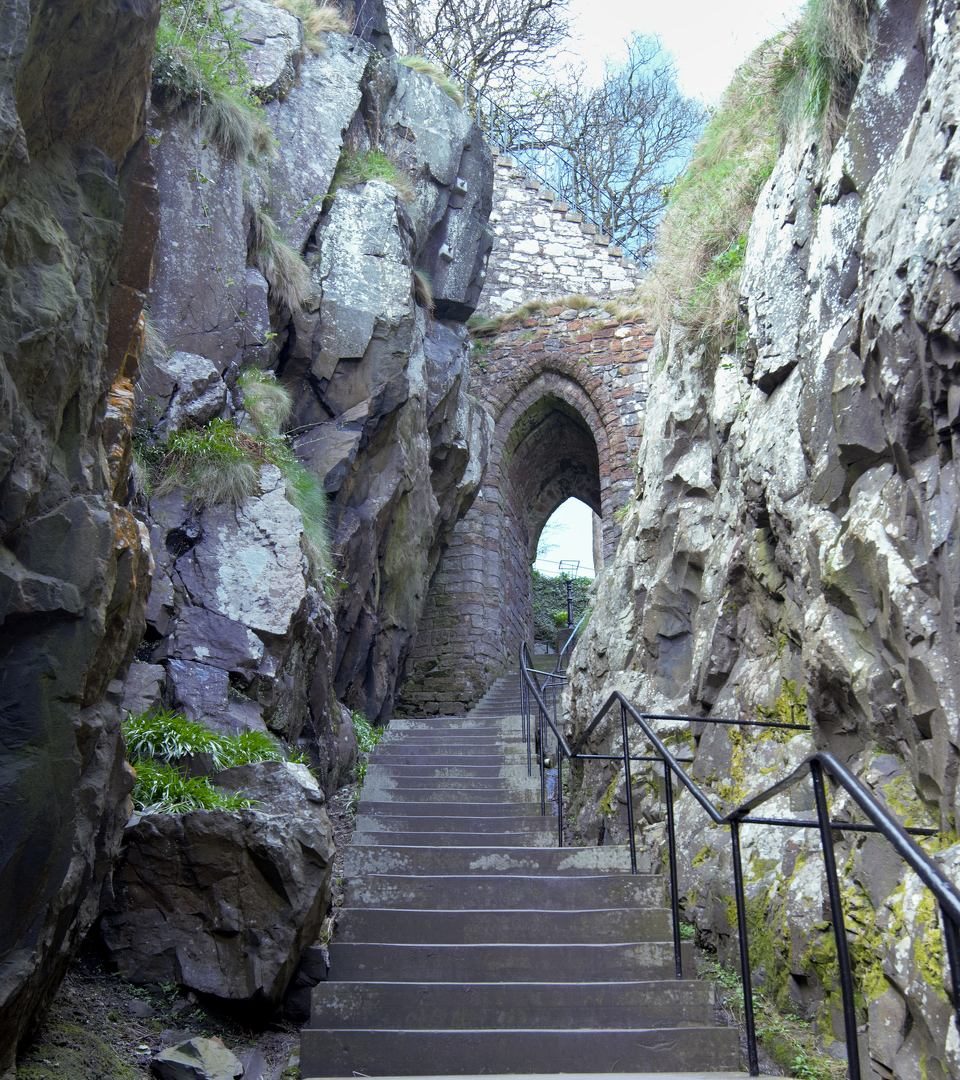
[518,643,957,1079]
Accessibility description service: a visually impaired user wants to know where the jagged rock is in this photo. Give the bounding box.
[152,1036,243,1080]
[566,4,960,1075]
[266,34,370,251]
[99,762,334,1005]
[138,350,227,432]
[0,0,158,1069]
[231,0,302,103]
[175,466,307,636]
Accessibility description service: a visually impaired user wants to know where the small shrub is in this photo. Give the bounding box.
[239,367,294,438]
[153,0,273,164]
[124,708,225,765]
[274,0,350,50]
[399,55,465,107]
[156,418,261,506]
[250,208,313,312]
[329,148,415,203]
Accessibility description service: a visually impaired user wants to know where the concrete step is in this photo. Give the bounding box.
[334,906,672,944]
[354,814,549,834]
[306,1072,780,1079]
[356,800,544,817]
[342,873,665,910]
[300,1025,741,1076]
[358,782,530,802]
[310,979,717,1029]
[352,830,556,847]
[368,752,507,766]
[343,844,636,877]
[324,940,694,981]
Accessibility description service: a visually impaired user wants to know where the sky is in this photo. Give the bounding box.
[563,0,805,102]
[535,0,804,576]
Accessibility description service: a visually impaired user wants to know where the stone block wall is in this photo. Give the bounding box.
[398,306,652,715]
[477,156,645,315]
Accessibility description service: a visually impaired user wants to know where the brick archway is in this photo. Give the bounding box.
[398,309,651,715]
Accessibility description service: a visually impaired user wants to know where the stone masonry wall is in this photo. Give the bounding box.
[477,155,645,315]
[397,306,652,715]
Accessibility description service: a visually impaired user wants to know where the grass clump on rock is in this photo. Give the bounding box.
[646,38,782,351]
[399,56,465,107]
[156,417,261,506]
[250,207,313,312]
[153,0,273,163]
[329,148,416,203]
[274,0,351,50]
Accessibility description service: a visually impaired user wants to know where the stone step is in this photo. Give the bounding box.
[352,830,556,847]
[359,780,528,800]
[368,752,507,766]
[335,906,672,944]
[363,764,515,778]
[306,1072,778,1079]
[309,979,717,1030]
[354,814,548,834]
[324,940,694,982]
[343,844,636,877]
[342,873,665,910]
[357,800,544,817]
[300,1025,740,1076]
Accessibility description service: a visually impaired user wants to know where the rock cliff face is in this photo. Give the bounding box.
[136,1,492,744]
[567,1,959,1074]
[0,0,159,1070]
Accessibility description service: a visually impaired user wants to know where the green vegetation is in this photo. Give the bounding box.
[122,709,302,814]
[351,710,385,788]
[148,392,333,579]
[775,0,870,141]
[700,958,846,1080]
[531,569,591,647]
[156,418,261,505]
[399,55,465,107]
[329,148,415,203]
[153,0,273,163]
[274,0,350,50]
[647,37,781,352]
[250,208,313,312]
[467,294,646,337]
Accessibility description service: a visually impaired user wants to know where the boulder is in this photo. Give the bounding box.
[152,1036,243,1080]
[99,762,334,1005]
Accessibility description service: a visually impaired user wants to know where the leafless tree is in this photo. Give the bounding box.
[531,35,706,261]
[385,0,570,135]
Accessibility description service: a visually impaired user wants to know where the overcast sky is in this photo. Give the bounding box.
[537,0,805,575]
[563,0,804,102]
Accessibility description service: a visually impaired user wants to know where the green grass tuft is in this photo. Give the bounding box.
[329,148,415,203]
[399,55,465,107]
[250,208,313,312]
[351,710,383,754]
[153,0,274,164]
[646,37,782,351]
[239,367,294,438]
[155,418,261,506]
[131,759,255,814]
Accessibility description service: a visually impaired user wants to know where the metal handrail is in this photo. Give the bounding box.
[518,643,957,1079]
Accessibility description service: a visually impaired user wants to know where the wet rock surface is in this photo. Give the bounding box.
[567,4,960,1076]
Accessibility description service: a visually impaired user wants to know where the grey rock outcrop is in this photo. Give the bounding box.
[0,0,158,1070]
[567,3,960,1076]
[152,1036,244,1080]
[99,762,334,1006]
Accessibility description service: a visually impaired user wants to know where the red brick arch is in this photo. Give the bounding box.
[398,309,651,716]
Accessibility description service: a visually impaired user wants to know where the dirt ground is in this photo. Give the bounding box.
[15,779,361,1080]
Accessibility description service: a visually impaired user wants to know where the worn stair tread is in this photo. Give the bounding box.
[304,1073,782,1080]
[335,906,672,943]
[300,1027,741,1076]
[343,844,638,875]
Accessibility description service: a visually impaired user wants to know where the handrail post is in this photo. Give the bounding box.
[730,821,760,1077]
[619,702,638,874]
[538,702,546,817]
[664,767,683,978]
[557,733,564,847]
[811,760,861,1079]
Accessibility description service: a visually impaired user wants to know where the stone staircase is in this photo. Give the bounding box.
[301,673,760,1079]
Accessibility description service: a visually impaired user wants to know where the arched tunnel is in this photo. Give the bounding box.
[397,320,649,715]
